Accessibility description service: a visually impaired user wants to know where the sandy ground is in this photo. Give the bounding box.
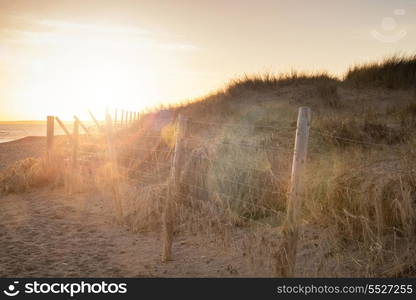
[0,137,46,169]
[0,137,340,277]
[0,187,252,277]
[0,137,253,277]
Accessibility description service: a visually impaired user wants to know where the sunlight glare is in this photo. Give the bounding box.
[17,24,163,121]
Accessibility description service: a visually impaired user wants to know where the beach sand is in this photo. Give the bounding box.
[0,137,46,170]
[0,190,248,277]
[0,137,249,277]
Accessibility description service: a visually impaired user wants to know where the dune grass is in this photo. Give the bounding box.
[2,54,416,276]
[345,54,416,89]
[162,55,416,276]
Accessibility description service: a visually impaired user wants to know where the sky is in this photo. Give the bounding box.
[0,0,415,120]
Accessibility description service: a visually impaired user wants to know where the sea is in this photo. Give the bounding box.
[0,123,68,143]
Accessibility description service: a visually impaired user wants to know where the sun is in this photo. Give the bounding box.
[14,23,163,121]
[22,53,160,121]
[24,59,158,120]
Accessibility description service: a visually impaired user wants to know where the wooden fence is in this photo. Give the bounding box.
[45,107,311,277]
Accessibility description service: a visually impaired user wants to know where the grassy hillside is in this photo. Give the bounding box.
[345,54,416,89]
[156,54,416,276]
[2,55,416,277]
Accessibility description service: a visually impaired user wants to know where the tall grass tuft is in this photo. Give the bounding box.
[225,72,339,96]
[0,157,65,194]
[345,54,416,89]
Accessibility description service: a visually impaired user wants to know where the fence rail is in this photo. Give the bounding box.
[45,107,313,277]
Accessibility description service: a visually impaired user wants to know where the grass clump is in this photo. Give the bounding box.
[316,116,406,147]
[0,157,64,194]
[225,72,339,96]
[345,54,416,89]
[316,82,341,108]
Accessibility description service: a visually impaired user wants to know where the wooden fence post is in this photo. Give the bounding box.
[74,116,92,137]
[55,117,72,139]
[121,110,125,128]
[88,110,104,132]
[105,113,123,220]
[276,106,311,277]
[114,109,118,128]
[162,114,187,262]
[46,116,55,163]
[70,118,79,193]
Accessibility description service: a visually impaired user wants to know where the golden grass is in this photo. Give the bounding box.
[0,158,59,193]
[345,54,416,89]
[2,54,416,276]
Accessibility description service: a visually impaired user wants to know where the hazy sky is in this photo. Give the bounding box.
[0,0,415,120]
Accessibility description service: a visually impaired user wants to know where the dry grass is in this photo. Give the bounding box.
[225,72,338,94]
[315,117,406,147]
[303,144,416,276]
[316,82,341,108]
[2,54,416,276]
[0,158,60,193]
[165,56,416,276]
[345,54,416,89]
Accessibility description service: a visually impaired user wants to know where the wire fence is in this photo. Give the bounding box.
[45,105,410,276]
[43,107,307,275]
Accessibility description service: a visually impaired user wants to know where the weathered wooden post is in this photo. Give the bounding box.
[276,106,311,277]
[88,110,104,132]
[74,116,92,137]
[46,116,55,163]
[55,117,71,139]
[105,113,123,220]
[162,114,187,262]
[121,110,125,128]
[114,109,118,128]
[70,118,79,193]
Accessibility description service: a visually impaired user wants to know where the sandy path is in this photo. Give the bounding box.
[0,137,46,169]
[0,188,248,277]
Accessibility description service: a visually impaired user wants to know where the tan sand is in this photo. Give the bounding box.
[0,134,345,277]
[0,137,46,170]
[0,137,250,277]
[0,188,251,277]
